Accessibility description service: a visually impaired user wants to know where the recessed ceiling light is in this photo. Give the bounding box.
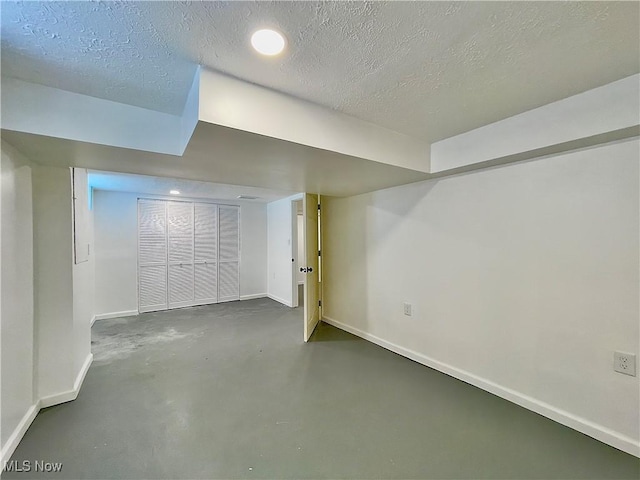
[237,195,260,200]
[251,29,285,56]
[170,190,180,195]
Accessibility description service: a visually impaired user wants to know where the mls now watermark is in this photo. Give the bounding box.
[3,460,63,473]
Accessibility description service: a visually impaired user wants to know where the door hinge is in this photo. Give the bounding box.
[318,250,321,257]
[317,204,321,211]
[318,300,322,307]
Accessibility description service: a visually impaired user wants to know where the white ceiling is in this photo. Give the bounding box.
[2,1,638,143]
[89,171,295,204]
[2,122,430,197]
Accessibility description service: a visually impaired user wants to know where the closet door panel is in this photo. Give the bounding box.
[168,263,194,307]
[195,204,218,261]
[219,206,239,261]
[139,265,167,313]
[168,202,195,309]
[138,200,167,265]
[168,202,194,263]
[219,262,239,301]
[218,205,240,302]
[139,239,166,266]
[169,238,193,264]
[138,200,168,312]
[195,262,218,303]
[194,203,218,304]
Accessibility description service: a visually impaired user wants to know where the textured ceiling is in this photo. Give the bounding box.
[2,1,638,142]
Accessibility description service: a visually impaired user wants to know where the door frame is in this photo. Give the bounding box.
[290,195,304,308]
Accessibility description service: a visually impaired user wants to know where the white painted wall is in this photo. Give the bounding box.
[71,169,94,376]
[199,69,430,173]
[431,74,640,172]
[1,152,93,463]
[94,191,139,316]
[239,202,268,300]
[181,67,201,148]
[93,191,268,317]
[32,166,76,400]
[1,141,34,452]
[266,195,300,307]
[0,76,195,155]
[323,139,639,456]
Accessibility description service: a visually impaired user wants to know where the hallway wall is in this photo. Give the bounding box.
[1,146,94,464]
[33,166,93,404]
[1,141,34,456]
[71,169,95,379]
[323,138,640,456]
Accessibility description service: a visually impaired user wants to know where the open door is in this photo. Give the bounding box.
[303,193,320,342]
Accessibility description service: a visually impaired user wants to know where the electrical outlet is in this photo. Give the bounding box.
[403,303,412,316]
[614,352,636,377]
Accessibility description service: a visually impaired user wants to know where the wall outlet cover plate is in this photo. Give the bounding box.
[614,352,636,377]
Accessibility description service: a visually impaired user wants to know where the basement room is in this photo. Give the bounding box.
[1,1,639,479]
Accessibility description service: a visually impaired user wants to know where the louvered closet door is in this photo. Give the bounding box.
[194,203,218,305]
[167,201,195,309]
[138,200,168,313]
[218,205,240,302]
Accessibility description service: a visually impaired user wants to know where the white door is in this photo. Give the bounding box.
[167,201,195,309]
[194,203,218,305]
[138,199,168,313]
[218,205,240,302]
[303,193,320,342]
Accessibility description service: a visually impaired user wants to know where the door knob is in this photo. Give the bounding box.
[308,267,313,272]
[300,267,307,272]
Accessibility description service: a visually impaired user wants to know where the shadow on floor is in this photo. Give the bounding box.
[308,321,362,342]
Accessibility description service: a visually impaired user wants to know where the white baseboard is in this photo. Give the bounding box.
[267,294,293,307]
[40,353,93,408]
[1,353,93,464]
[240,293,267,301]
[322,316,640,458]
[0,403,39,465]
[74,353,93,395]
[92,309,138,326]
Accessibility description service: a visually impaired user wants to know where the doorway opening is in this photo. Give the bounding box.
[292,199,304,308]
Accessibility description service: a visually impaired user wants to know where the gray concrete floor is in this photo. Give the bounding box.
[7,298,639,479]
